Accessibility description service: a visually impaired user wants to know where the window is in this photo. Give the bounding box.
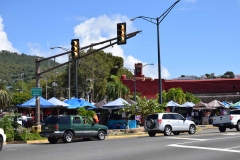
[169,114,176,120]
[147,114,158,120]
[59,116,70,124]
[174,114,184,120]
[162,114,170,119]
[43,116,58,124]
[83,117,93,124]
[73,117,81,124]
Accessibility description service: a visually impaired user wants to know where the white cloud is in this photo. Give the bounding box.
[185,0,197,3]
[0,16,18,52]
[73,14,171,79]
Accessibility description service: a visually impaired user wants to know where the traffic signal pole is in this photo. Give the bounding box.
[34,30,142,131]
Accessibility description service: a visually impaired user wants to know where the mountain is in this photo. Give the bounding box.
[0,50,64,86]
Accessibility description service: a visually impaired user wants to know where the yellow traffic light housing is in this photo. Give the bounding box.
[71,39,80,59]
[117,23,126,45]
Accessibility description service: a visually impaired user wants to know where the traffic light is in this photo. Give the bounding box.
[117,23,126,45]
[71,39,80,59]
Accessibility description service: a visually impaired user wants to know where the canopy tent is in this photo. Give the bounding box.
[18,96,55,108]
[230,101,240,109]
[64,98,96,109]
[181,102,195,108]
[167,100,182,107]
[222,101,233,108]
[207,100,225,109]
[94,100,107,108]
[102,98,130,109]
[47,97,70,107]
[193,101,210,110]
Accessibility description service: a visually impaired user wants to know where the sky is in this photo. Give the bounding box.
[0,0,240,80]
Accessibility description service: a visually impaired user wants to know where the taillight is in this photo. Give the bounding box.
[158,119,162,124]
[230,116,233,120]
[54,125,58,130]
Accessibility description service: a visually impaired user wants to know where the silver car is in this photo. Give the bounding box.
[144,113,196,137]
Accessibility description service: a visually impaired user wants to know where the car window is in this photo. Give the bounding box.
[147,114,158,120]
[169,114,176,119]
[73,117,81,124]
[174,114,184,120]
[42,116,58,124]
[162,114,170,119]
[59,116,70,124]
[83,117,92,124]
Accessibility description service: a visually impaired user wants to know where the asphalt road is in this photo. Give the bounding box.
[1,128,240,160]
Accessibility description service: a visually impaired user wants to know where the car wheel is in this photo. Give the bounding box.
[173,132,180,135]
[236,121,240,131]
[148,132,156,137]
[48,137,58,144]
[164,126,172,136]
[97,130,106,140]
[188,125,196,134]
[63,131,73,143]
[146,119,155,129]
[219,127,226,132]
[0,137,3,151]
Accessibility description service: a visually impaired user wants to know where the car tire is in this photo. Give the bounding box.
[148,132,156,137]
[219,127,226,132]
[48,137,58,144]
[63,131,73,143]
[97,130,106,140]
[236,121,240,131]
[173,132,180,135]
[146,119,155,129]
[0,137,3,151]
[164,126,172,136]
[188,125,196,134]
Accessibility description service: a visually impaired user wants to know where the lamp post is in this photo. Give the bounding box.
[124,63,154,101]
[50,47,71,99]
[130,0,180,104]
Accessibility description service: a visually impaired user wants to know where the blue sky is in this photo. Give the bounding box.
[0,0,240,79]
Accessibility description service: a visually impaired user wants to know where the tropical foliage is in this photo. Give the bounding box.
[0,80,12,109]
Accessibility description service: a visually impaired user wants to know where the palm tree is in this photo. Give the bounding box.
[166,87,185,104]
[0,80,12,109]
[106,75,130,101]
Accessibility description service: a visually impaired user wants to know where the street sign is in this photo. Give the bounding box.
[31,87,42,96]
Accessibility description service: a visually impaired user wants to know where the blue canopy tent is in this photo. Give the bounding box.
[64,98,96,109]
[18,96,55,108]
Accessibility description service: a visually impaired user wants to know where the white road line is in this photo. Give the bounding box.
[166,137,209,141]
[225,146,240,150]
[5,149,17,151]
[168,144,240,153]
[222,134,237,135]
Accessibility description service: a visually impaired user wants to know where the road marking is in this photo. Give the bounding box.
[222,133,237,135]
[166,137,209,141]
[5,149,17,151]
[168,144,240,153]
[225,146,240,150]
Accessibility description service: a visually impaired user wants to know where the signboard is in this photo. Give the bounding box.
[31,87,42,96]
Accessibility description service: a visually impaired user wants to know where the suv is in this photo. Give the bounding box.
[0,128,7,151]
[40,115,108,144]
[144,113,196,137]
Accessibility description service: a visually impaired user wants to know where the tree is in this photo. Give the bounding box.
[185,92,200,104]
[223,71,234,78]
[166,88,186,104]
[11,92,31,106]
[0,80,12,109]
[106,75,130,101]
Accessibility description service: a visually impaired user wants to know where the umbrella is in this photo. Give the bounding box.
[102,98,130,109]
[207,100,225,109]
[181,101,195,108]
[193,101,210,110]
[48,97,70,107]
[18,96,55,108]
[230,101,240,108]
[64,98,96,109]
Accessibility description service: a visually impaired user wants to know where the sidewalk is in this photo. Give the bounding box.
[4,125,216,144]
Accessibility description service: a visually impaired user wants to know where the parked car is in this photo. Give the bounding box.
[0,128,7,151]
[144,113,196,137]
[40,115,108,144]
[212,109,240,132]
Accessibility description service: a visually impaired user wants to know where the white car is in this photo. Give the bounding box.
[0,128,7,151]
[144,113,196,137]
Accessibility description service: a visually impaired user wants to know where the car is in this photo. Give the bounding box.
[0,128,7,151]
[40,115,108,144]
[144,113,196,137]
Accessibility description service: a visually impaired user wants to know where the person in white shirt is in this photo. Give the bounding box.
[21,114,27,126]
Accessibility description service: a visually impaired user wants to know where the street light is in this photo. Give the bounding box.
[50,47,71,99]
[124,63,154,101]
[130,0,180,104]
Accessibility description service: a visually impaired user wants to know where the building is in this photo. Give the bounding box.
[121,63,240,103]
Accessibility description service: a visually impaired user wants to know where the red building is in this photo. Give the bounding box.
[121,63,240,102]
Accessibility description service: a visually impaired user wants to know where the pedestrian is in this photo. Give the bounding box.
[21,114,27,127]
